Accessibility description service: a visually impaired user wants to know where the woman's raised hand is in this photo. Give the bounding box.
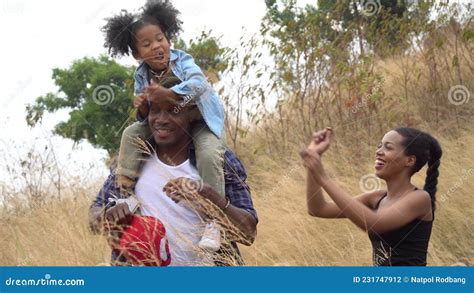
[307,127,333,156]
[300,127,333,183]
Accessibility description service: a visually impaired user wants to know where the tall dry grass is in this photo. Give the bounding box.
[239,131,473,266]
[1,130,472,266]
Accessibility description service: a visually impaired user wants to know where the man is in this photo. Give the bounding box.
[89,83,257,266]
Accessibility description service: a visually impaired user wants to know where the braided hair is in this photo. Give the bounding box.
[395,128,442,212]
[102,0,182,57]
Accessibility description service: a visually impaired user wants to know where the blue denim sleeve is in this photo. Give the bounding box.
[134,65,147,96]
[223,149,258,223]
[170,50,211,101]
[133,65,150,122]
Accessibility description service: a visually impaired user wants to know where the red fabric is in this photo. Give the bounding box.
[118,216,171,266]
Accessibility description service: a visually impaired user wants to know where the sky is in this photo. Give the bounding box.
[1,0,316,188]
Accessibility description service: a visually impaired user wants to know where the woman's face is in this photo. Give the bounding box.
[133,24,171,72]
[374,130,415,179]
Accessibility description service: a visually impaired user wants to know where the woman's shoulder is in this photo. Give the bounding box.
[405,188,431,204]
[406,188,432,211]
[357,189,387,210]
[400,188,433,221]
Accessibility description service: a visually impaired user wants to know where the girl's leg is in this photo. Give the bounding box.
[191,121,226,252]
[191,121,226,198]
[116,121,151,191]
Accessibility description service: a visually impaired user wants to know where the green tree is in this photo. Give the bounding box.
[26,55,135,156]
[260,0,434,138]
[175,30,230,84]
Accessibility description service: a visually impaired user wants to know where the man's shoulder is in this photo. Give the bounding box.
[223,148,242,165]
[188,146,246,175]
[223,148,248,180]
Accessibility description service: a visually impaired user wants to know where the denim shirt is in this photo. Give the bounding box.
[134,49,225,138]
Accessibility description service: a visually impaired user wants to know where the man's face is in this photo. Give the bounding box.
[147,97,193,148]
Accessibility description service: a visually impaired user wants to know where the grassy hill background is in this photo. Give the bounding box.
[1,129,472,266]
[1,1,473,266]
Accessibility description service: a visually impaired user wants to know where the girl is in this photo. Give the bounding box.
[300,127,442,266]
[102,0,225,252]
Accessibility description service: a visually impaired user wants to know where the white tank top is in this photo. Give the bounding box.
[134,154,213,266]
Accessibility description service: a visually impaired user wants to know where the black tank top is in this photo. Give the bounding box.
[368,191,433,266]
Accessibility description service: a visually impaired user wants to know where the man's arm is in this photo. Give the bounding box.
[89,173,114,233]
[199,183,257,245]
[89,172,132,234]
[217,149,258,245]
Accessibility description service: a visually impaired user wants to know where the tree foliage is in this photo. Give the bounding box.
[26,55,134,156]
[175,30,230,84]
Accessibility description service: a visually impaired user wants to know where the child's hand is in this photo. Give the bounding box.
[146,79,180,103]
[133,94,149,118]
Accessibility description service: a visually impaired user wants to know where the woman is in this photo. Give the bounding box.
[300,127,442,266]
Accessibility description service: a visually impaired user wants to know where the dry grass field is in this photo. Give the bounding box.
[1,130,472,266]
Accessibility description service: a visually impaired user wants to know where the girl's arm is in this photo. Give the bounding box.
[170,50,210,100]
[145,51,209,105]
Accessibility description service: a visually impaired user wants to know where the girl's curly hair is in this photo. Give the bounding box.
[102,0,182,57]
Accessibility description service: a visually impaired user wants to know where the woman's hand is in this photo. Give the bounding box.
[307,127,333,156]
[300,127,333,184]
